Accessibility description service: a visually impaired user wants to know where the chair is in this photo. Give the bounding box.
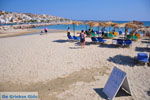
[73,36,80,41]
[119,31,123,35]
[124,40,132,47]
[97,37,107,43]
[90,32,98,37]
[105,33,115,38]
[117,39,124,46]
[113,32,119,36]
[67,35,74,40]
[135,33,140,39]
[91,37,98,43]
[96,31,101,35]
[127,35,138,41]
[137,53,149,64]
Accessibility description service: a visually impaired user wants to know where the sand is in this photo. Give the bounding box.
[0,30,150,100]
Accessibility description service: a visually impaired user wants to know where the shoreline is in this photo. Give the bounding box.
[0,29,39,38]
[0,30,150,100]
[0,22,72,30]
[0,28,81,38]
[0,29,68,38]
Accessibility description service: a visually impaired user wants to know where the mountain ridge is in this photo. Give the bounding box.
[0,11,71,24]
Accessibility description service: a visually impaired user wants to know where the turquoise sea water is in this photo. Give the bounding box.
[35,21,150,32]
[1,21,150,32]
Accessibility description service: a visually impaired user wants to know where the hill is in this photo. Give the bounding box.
[0,11,71,24]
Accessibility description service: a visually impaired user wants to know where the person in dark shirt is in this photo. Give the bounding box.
[80,30,86,48]
[67,27,71,37]
[44,28,48,33]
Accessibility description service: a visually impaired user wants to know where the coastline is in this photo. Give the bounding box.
[0,30,150,100]
[0,29,39,38]
[0,22,72,30]
[0,29,70,38]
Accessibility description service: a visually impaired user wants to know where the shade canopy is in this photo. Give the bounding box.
[130,21,144,25]
[65,21,83,25]
[103,21,118,27]
[86,21,99,27]
[86,21,118,27]
[125,23,139,29]
[71,21,83,25]
[114,23,139,29]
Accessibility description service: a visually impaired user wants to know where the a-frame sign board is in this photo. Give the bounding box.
[103,67,131,100]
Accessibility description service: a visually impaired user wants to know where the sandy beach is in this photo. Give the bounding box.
[0,30,150,100]
[0,29,39,38]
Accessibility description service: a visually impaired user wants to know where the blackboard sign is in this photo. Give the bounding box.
[103,67,131,100]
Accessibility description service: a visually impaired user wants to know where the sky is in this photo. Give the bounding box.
[0,0,150,21]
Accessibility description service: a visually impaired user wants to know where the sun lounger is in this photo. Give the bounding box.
[119,31,123,35]
[73,36,80,41]
[91,37,98,43]
[136,53,149,64]
[67,35,74,40]
[97,37,107,43]
[127,35,138,41]
[105,33,115,38]
[124,40,132,47]
[90,32,98,37]
[96,31,101,35]
[117,39,125,46]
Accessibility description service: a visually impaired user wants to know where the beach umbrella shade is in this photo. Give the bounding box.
[137,27,150,37]
[125,23,140,35]
[86,21,106,31]
[70,21,83,36]
[72,21,83,36]
[115,23,138,34]
[98,22,109,33]
[96,22,107,31]
[103,22,118,32]
[114,23,126,28]
[130,21,144,25]
[83,21,89,30]
[86,21,99,28]
[104,21,118,26]
[125,23,139,29]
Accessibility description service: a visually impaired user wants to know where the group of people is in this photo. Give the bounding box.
[41,28,48,34]
[67,27,86,48]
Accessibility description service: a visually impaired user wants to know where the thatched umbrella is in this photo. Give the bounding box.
[103,21,118,32]
[104,21,118,27]
[130,21,144,25]
[125,23,140,35]
[115,23,139,33]
[136,27,150,36]
[114,23,126,28]
[86,21,99,28]
[125,23,138,29]
[114,23,126,34]
[69,21,83,36]
[95,22,107,31]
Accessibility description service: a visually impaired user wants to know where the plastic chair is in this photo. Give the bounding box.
[119,31,122,35]
[105,33,115,38]
[124,40,132,46]
[67,35,74,40]
[137,53,149,63]
[73,36,80,41]
[117,39,124,46]
[97,37,107,43]
[91,37,98,43]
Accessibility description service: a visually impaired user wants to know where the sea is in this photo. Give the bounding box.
[34,21,150,32]
[1,21,150,32]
